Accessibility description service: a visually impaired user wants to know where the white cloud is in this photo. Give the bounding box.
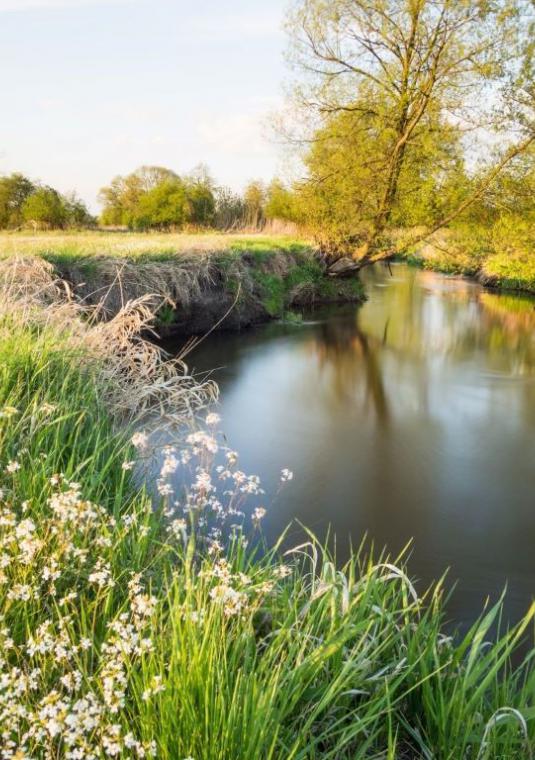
[197,98,280,157]
[0,0,132,11]
[186,8,283,42]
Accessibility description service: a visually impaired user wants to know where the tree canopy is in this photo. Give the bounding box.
[99,166,216,230]
[0,174,95,230]
[286,0,535,265]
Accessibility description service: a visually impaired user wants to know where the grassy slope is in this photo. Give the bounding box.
[0,232,365,326]
[1,309,535,757]
[402,223,535,294]
[3,228,534,293]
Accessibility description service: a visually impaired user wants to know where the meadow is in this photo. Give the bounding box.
[1,256,535,758]
[0,230,311,264]
[2,228,535,300]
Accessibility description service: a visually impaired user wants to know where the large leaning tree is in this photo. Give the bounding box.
[287,0,535,269]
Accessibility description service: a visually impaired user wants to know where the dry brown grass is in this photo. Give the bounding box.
[64,254,218,318]
[0,256,218,424]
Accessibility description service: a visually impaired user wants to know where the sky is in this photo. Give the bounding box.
[0,0,291,210]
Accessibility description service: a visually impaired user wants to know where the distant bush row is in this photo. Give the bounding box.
[98,164,298,232]
[0,165,299,233]
[0,173,96,230]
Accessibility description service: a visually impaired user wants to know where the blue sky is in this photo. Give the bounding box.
[0,0,290,209]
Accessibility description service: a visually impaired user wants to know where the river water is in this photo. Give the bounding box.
[173,263,535,627]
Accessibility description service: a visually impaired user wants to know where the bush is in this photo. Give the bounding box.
[99,166,217,231]
[22,187,68,229]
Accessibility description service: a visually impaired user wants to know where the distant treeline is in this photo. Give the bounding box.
[0,173,96,230]
[98,164,297,232]
[0,165,299,233]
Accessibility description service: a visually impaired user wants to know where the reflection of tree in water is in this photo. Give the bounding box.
[312,314,391,424]
[361,265,535,370]
[308,264,535,425]
[477,293,535,363]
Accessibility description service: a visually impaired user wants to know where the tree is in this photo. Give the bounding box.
[131,178,189,231]
[265,179,299,222]
[185,165,216,226]
[299,105,467,251]
[98,165,216,230]
[214,186,246,230]
[287,0,535,267]
[0,174,94,230]
[63,191,96,228]
[243,181,266,229]
[0,173,35,228]
[22,187,67,229]
[99,166,180,227]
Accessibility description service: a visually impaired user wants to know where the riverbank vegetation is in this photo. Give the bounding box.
[2,260,535,758]
[0,233,364,331]
[401,216,535,293]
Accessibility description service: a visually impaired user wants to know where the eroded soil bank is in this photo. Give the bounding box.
[54,247,365,334]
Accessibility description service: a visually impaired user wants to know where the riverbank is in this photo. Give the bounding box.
[401,223,535,294]
[1,257,535,757]
[0,231,365,333]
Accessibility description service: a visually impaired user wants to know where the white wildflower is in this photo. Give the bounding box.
[252,507,266,523]
[157,481,174,497]
[186,430,218,454]
[160,454,179,478]
[88,560,115,589]
[131,431,149,451]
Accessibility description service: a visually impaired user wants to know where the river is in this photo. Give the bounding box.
[171,263,535,627]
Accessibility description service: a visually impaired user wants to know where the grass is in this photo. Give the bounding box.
[251,257,364,317]
[1,263,535,757]
[0,230,335,327]
[402,220,535,294]
[0,230,312,266]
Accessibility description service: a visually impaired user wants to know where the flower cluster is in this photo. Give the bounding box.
[0,458,158,756]
[0,404,295,757]
[131,413,287,546]
[197,556,291,619]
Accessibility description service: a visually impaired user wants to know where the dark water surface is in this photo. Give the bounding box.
[175,263,535,626]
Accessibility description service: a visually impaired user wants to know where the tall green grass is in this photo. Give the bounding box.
[1,318,535,758]
[402,220,535,294]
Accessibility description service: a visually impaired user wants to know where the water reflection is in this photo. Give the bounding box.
[175,263,535,628]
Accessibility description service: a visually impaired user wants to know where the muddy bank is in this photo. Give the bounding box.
[54,248,365,334]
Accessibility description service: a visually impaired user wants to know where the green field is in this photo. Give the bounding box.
[0,230,312,264]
